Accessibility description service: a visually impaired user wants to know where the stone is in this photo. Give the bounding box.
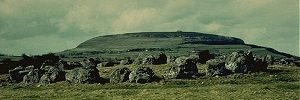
[23,69,41,84]
[155,53,167,65]
[98,61,115,67]
[9,66,31,83]
[165,57,198,79]
[39,66,66,84]
[142,55,156,64]
[136,53,168,65]
[110,67,131,83]
[264,55,274,65]
[120,59,133,65]
[252,57,268,72]
[294,60,300,67]
[206,59,229,76]
[65,67,100,84]
[225,51,254,73]
[80,58,97,68]
[66,62,83,70]
[129,67,157,83]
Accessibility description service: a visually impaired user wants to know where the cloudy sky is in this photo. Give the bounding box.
[0,0,299,56]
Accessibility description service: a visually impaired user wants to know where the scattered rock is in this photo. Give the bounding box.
[129,66,157,83]
[23,69,42,84]
[189,50,214,64]
[65,67,100,84]
[155,53,167,65]
[142,55,156,65]
[167,55,177,63]
[9,66,31,83]
[165,57,198,79]
[264,55,274,65]
[225,51,254,73]
[294,60,300,67]
[110,67,131,83]
[120,59,133,65]
[277,58,296,66]
[80,58,97,68]
[98,61,115,67]
[206,59,229,76]
[66,62,83,70]
[137,53,168,65]
[252,57,268,72]
[39,66,65,84]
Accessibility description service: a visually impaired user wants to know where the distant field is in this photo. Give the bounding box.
[0,65,299,99]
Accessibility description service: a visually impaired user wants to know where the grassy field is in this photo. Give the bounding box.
[0,65,299,100]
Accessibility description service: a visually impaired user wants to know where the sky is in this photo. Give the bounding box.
[0,0,299,56]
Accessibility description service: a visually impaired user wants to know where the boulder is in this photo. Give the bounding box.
[186,50,214,64]
[39,66,66,84]
[80,58,97,68]
[188,54,201,63]
[277,58,296,66]
[142,55,156,64]
[23,69,42,84]
[129,67,157,83]
[137,53,168,65]
[264,55,274,65]
[206,59,229,76]
[56,60,75,70]
[155,53,167,64]
[294,60,300,67]
[9,66,32,83]
[65,67,100,84]
[98,61,115,67]
[110,67,131,83]
[165,57,198,79]
[167,55,177,63]
[252,57,268,72]
[192,50,214,64]
[66,62,83,70]
[120,59,133,65]
[225,51,254,73]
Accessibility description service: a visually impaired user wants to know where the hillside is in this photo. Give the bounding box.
[59,32,297,60]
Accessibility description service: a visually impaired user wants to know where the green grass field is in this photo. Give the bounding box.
[0,65,299,100]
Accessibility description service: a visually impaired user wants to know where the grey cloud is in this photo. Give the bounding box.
[0,0,298,56]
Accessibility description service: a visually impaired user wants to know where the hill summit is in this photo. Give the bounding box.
[60,31,296,59]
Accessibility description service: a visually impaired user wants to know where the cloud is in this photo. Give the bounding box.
[0,0,298,56]
[112,8,160,33]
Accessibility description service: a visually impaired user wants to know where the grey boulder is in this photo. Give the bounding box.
[206,59,229,76]
[165,57,198,79]
[110,67,131,83]
[65,67,100,84]
[23,69,42,84]
[39,66,66,84]
[225,51,254,73]
[129,67,157,83]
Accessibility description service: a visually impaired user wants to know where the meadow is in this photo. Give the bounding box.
[0,65,299,100]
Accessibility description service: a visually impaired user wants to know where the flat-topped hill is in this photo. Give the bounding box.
[59,32,297,60]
